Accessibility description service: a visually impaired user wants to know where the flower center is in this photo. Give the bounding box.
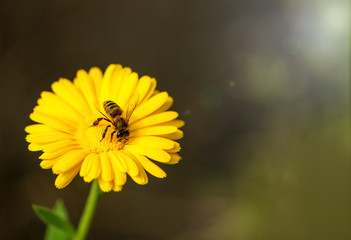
[77,124,126,152]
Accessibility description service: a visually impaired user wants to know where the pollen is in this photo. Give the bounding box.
[76,124,125,152]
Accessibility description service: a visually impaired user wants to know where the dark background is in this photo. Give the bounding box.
[0,0,349,239]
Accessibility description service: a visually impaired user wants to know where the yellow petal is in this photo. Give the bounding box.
[100,65,134,106]
[115,72,138,109]
[38,140,79,153]
[166,141,181,153]
[131,152,166,178]
[25,124,54,134]
[89,67,103,99]
[127,136,175,149]
[26,132,73,144]
[28,143,43,151]
[35,96,81,127]
[130,126,178,137]
[98,177,113,192]
[74,70,99,116]
[99,64,120,105]
[55,165,81,189]
[129,92,168,124]
[83,153,101,182]
[80,153,95,177]
[159,129,184,140]
[113,171,127,187]
[165,120,185,128]
[100,152,114,182]
[108,151,127,173]
[127,156,148,185]
[30,112,75,134]
[39,146,79,159]
[51,78,91,116]
[110,161,127,186]
[140,77,156,104]
[119,150,139,177]
[134,76,152,104]
[164,153,182,165]
[124,145,171,163]
[113,185,123,192]
[40,159,56,169]
[109,65,125,103]
[53,149,88,173]
[153,96,174,114]
[129,111,178,130]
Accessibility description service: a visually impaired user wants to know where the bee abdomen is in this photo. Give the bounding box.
[103,100,122,118]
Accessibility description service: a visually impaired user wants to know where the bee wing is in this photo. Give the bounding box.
[124,93,139,124]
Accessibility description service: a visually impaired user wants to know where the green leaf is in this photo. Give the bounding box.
[44,200,72,240]
[33,202,75,239]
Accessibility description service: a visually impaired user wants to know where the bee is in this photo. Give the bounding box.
[91,100,136,142]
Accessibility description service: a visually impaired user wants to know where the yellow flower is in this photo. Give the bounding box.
[25,64,183,192]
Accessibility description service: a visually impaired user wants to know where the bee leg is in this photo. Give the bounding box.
[90,118,110,127]
[110,130,116,142]
[100,125,111,142]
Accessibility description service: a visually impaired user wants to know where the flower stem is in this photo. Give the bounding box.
[74,179,103,240]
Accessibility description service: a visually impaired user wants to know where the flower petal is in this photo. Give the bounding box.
[164,120,185,128]
[84,153,101,182]
[127,136,175,149]
[109,157,127,187]
[113,171,127,187]
[80,153,95,177]
[53,149,89,173]
[125,152,148,185]
[55,165,81,189]
[115,72,138,109]
[131,152,166,178]
[39,146,79,159]
[74,70,100,116]
[113,185,123,192]
[40,159,56,169]
[51,78,91,116]
[119,150,139,177]
[108,151,127,173]
[31,139,79,153]
[164,153,182,165]
[26,131,73,144]
[30,112,75,134]
[140,77,156,104]
[99,64,121,105]
[134,76,151,104]
[89,67,103,99]
[42,140,79,152]
[130,126,178,137]
[98,177,113,192]
[159,129,184,140]
[129,92,169,124]
[124,145,171,163]
[129,111,178,130]
[36,91,83,123]
[153,96,174,114]
[166,141,181,153]
[100,152,114,182]
[25,124,53,134]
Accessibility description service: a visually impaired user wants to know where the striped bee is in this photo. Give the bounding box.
[92,100,136,142]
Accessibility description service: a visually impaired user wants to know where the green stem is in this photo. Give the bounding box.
[73,179,103,240]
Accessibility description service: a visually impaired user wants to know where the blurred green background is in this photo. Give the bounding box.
[0,0,349,239]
